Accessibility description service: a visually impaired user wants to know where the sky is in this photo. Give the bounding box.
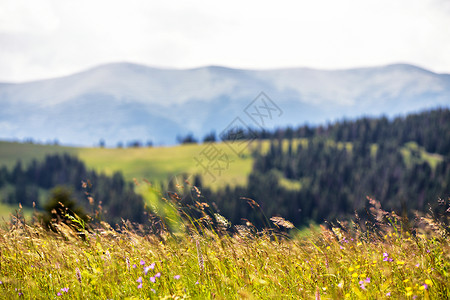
[1,0,450,82]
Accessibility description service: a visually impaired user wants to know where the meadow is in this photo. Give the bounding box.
[0,191,448,299]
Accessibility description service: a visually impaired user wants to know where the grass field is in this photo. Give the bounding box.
[0,196,448,299]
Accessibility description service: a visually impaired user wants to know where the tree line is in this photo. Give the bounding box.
[0,154,146,225]
[195,108,450,227]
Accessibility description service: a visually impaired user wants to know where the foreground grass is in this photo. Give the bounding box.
[0,216,448,299]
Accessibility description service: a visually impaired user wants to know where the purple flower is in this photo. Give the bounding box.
[137,277,143,283]
[144,266,151,275]
[60,287,69,293]
[415,263,420,267]
[365,277,371,283]
[383,252,388,257]
[423,284,428,290]
[137,283,142,289]
[149,263,155,269]
[150,288,156,293]
[195,281,200,285]
[57,293,62,296]
[174,275,181,280]
[140,260,145,266]
[155,272,161,278]
[359,281,366,290]
[386,292,391,296]
[132,264,137,269]
[150,276,156,283]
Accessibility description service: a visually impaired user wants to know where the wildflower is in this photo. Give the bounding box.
[137,277,143,283]
[76,268,82,284]
[415,263,420,268]
[359,280,366,290]
[425,279,432,286]
[57,293,62,296]
[60,287,69,293]
[386,292,391,296]
[195,281,200,285]
[140,260,145,266]
[137,283,142,289]
[420,284,428,291]
[150,288,156,293]
[337,282,343,288]
[150,276,156,283]
[196,240,204,272]
[406,291,413,296]
[174,275,181,280]
[396,260,405,265]
[155,272,161,278]
[352,272,358,278]
[132,264,137,269]
[365,277,370,283]
[144,266,151,275]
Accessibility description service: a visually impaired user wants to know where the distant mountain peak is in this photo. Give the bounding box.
[0,62,449,146]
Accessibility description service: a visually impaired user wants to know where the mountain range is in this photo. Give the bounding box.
[0,62,449,146]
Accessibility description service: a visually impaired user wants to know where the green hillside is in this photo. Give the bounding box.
[0,140,257,190]
[0,138,443,190]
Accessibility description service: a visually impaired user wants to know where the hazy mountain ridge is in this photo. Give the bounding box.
[0,62,449,146]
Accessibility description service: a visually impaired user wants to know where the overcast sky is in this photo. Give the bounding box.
[1,0,449,82]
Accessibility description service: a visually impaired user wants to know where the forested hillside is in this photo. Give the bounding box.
[197,108,450,227]
[0,109,448,229]
[0,154,145,225]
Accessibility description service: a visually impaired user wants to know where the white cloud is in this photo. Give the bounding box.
[0,0,449,82]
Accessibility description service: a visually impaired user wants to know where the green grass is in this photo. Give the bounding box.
[0,141,255,190]
[0,198,448,299]
[0,202,33,221]
[0,141,77,170]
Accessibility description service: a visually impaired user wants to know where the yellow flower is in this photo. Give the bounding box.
[425,279,432,286]
[352,272,358,278]
[397,261,405,265]
[419,286,426,291]
[406,291,413,296]
[348,267,354,272]
[326,246,330,250]
[405,287,412,291]
[403,279,410,283]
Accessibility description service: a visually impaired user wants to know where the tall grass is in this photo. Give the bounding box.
[0,188,448,299]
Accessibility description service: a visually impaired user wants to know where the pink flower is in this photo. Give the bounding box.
[174,275,181,280]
